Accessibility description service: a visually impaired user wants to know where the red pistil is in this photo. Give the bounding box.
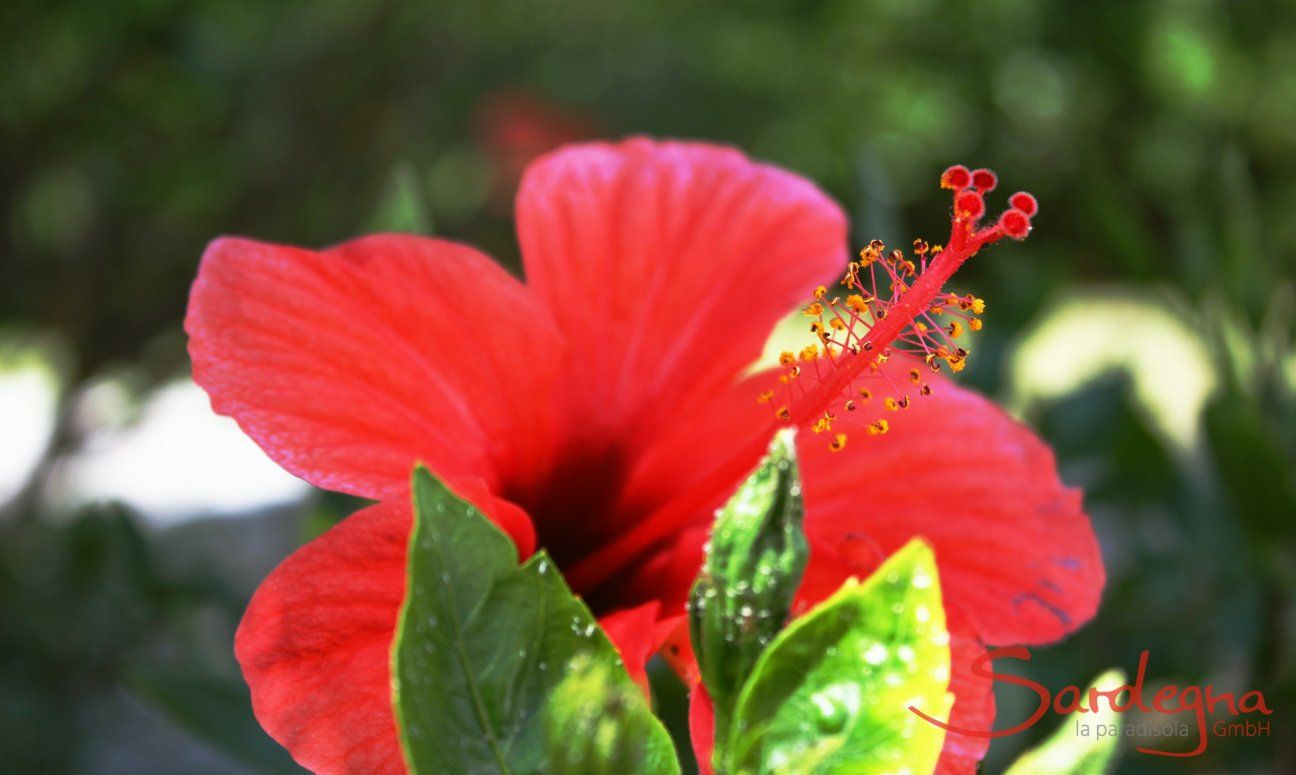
[567,165,1036,593]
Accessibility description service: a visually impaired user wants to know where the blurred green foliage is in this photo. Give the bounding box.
[2,0,1293,772]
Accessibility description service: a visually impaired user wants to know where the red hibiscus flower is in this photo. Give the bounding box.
[186,138,1102,774]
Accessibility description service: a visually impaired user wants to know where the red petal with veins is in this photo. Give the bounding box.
[516,137,847,443]
[502,137,849,577]
[795,362,1103,647]
[235,500,408,775]
[187,234,565,553]
[938,616,996,774]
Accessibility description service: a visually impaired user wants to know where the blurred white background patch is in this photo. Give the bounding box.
[0,346,59,503]
[1007,287,1218,451]
[59,380,309,525]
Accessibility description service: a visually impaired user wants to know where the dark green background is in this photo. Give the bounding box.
[2,1,1293,772]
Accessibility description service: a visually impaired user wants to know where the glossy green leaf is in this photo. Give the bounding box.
[392,466,678,775]
[725,539,952,775]
[690,428,808,759]
[544,654,681,775]
[1003,669,1126,775]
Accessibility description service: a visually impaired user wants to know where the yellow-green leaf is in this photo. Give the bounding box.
[1003,669,1127,775]
[726,539,952,775]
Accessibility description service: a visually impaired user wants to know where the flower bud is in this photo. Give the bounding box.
[688,428,808,754]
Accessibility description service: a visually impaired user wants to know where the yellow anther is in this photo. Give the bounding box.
[915,321,928,334]
[799,345,820,361]
[757,390,775,404]
[803,302,823,317]
[776,406,791,420]
[867,419,890,435]
[885,397,900,411]
[779,351,796,366]
[829,317,846,331]
[948,321,964,339]
[971,298,986,314]
[846,294,868,313]
[814,285,828,300]
[969,318,983,331]
[829,433,848,452]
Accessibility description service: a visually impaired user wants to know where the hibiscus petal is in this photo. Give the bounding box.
[796,365,1104,647]
[597,601,663,697]
[689,683,717,775]
[936,610,995,774]
[516,137,848,440]
[186,234,565,551]
[235,500,408,775]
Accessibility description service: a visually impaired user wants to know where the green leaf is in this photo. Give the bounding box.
[544,654,681,775]
[1003,669,1126,775]
[392,466,678,775]
[369,163,433,234]
[725,539,952,775]
[689,429,808,759]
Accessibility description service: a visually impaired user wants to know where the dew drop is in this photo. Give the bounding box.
[863,643,888,665]
[809,683,860,735]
